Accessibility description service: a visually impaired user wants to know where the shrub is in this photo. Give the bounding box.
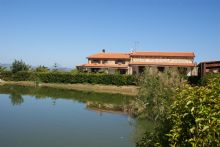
[10,60,30,73]
[187,74,220,86]
[168,77,220,146]
[0,66,7,72]
[131,67,185,120]
[0,71,137,85]
[0,71,13,81]
[34,65,50,72]
[187,76,201,85]
[12,71,35,81]
[136,73,220,147]
[200,73,220,85]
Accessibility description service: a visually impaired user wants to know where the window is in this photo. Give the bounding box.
[178,67,187,75]
[138,66,145,73]
[115,69,127,74]
[119,69,127,74]
[91,60,100,64]
[158,67,165,72]
[115,60,125,64]
[103,60,108,64]
[91,68,100,72]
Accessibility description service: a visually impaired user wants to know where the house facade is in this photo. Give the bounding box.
[197,60,220,77]
[77,51,196,76]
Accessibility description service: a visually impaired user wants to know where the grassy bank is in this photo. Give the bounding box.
[0,81,138,96]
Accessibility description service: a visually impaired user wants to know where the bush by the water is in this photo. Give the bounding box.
[167,76,220,146]
[136,73,220,147]
[130,67,185,120]
[0,71,137,86]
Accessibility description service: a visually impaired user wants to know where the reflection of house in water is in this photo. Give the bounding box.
[77,50,197,76]
[198,60,220,77]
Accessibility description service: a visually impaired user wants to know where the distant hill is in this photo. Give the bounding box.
[0,63,72,71]
[50,67,72,71]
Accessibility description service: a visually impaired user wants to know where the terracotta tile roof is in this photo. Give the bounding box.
[87,51,195,59]
[198,60,220,64]
[130,52,195,57]
[129,62,196,67]
[77,63,128,69]
[87,53,130,59]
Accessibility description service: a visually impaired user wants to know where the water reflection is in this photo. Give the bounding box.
[0,85,154,146]
[0,85,133,110]
[9,93,24,105]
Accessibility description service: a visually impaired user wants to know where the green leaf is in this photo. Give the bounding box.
[195,118,204,123]
[202,126,209,132]
[186,100,193,106]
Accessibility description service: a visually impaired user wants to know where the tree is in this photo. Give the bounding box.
[10,60,30,73]
[135,67,185,147]
[130,67,185,121]
[53,63,58,71]
[35,65,50,72]
[0,66,6,72]
[9,93,24,105]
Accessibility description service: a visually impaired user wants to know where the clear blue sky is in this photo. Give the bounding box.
[0,0,219,68]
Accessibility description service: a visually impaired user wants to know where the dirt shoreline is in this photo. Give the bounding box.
[0,81,138,96]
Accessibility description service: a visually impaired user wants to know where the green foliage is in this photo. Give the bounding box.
[0,66,7,72]
[136,116,172,147]
[70,69,79,74]
[34,65,50,72]
[12,71,35,81]
[0,71,34,81]
[10,60,30,73]
[137,129,163,147]
[114,69,121,75]
[0,71,137,85]
[0,71,13,80]
[136,73,220,147]
[0,85,133,106]
[187,74,220,86]
[187,76,201,85]
[9,93,24,105]
[168,77,220,146]
[177,67,188,76]
[200,73,220,85]
[131,67,185,120]
[37,72,136,85]
[97,70,108,75]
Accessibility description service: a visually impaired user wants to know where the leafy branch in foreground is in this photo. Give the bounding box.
[168,77,220,146]
[137,74,220,147]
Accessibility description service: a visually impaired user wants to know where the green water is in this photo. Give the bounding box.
[0,85,152,147]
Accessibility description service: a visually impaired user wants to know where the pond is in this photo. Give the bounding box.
[0,85,152,147]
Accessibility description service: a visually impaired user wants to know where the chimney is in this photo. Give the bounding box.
[102,49,105,53]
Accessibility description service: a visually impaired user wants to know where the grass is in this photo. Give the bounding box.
[1,81,138,96]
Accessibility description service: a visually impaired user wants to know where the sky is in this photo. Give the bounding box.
[0,0,220,68]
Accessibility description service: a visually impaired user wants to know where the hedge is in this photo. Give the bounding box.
[0,71,137,86]
[0,71,13,81]
[187,74,220,85]
[187,76,201,85]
